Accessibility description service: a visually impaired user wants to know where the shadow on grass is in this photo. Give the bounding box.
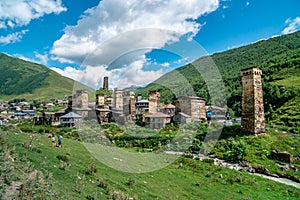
[218,125,253,140]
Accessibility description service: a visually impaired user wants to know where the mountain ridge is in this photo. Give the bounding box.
[0,53,77,101]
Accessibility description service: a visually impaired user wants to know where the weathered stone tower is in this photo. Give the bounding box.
[96,93,105,106]
[73,89,89,109]
[241,67,265,134]
[176,96,206,121]
[148,90,160,114]
[113,90,135,115]
[114,90,123,110]
[103,76,109,90]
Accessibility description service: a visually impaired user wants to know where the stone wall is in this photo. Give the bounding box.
[271,150,294,163]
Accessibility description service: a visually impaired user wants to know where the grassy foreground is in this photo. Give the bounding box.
[0,125,300,199]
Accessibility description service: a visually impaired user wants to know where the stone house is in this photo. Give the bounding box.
[173,112,192,124]
[144,112,171,129]
[60,112,82,127]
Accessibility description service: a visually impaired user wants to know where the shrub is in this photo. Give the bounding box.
[56,154,69,162]
[108,190,132,200]
[126,177,135,186]
[85,162,97,175]
[214,138,247,163]
[97,178,108,190]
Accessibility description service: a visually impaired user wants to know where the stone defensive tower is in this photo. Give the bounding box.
[176,96,206,121]
[148,90,160,114]
[103,76,109,90]
[96,93,105,106]
[73,89,89,109]
[241,67,265,134]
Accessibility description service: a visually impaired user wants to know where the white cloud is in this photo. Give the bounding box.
[161,62,170,67]
[51,66,83,81]
[34,51,48,65]
[246,2,250,6]
[51,0,219,64]
[0,30,28,44]
[0,0,67,29]
[52,56,164,90]
[282,17,300,35]
[50,0,219,88]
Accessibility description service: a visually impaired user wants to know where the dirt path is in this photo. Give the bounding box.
[4,170,39,199]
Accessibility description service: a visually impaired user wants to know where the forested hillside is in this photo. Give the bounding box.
[138,31,300,133]
[0,53,75,101]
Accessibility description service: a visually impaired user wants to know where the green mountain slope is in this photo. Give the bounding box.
[138,31,300,133]
[0,53,76,101]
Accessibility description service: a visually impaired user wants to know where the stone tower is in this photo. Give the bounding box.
[241,67,265,134]
[148,90,160,114]
[73,89,89,109]
[176,96,206,121]
[96,93,105,105]
[103,76,109,90]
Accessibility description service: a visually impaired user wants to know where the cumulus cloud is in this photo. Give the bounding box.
[282,17,300,35]
[51,0,219,88]
[0,30,28,44]
[51,0,218,63]
[52,55,164,90]
[34,51,49,65]
[0,0,67,29]
[161,62,170,67]
[51,66,83,81]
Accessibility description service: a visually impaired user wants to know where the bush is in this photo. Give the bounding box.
[97,178,108,190]
[214,138,247,163]
[85,162,97,175]
[56,154,69,162]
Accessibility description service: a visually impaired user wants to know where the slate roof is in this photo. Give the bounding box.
[60,112,82,119]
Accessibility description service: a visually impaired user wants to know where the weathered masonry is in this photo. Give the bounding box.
[241,67,265,134]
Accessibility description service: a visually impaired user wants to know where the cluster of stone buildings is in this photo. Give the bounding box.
[90,66,266,134]
[69,76,211,129]
[0,67,266,135]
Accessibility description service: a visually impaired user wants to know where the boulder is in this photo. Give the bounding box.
[271,150,294,163]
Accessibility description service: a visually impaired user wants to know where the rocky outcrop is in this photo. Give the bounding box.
[271,150,294,163]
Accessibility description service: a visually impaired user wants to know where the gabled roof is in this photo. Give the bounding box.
[207,105,226,111]
[177,112,191,118]
[164,104,175,109]
[136,99,149,103]
[60,112,82,119]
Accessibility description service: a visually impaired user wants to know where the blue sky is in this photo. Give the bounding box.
[0,0,299,89]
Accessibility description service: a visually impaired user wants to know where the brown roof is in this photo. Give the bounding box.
[164,104,176,109]
[207,106,226,111]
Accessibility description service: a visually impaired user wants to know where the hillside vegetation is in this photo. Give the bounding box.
[138,31,300,133]
[0,53,75,101]
[1,124,299,199]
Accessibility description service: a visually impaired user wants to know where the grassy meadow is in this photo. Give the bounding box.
[1,123,300,199]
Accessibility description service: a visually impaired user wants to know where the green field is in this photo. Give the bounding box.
[1,124,299,199]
